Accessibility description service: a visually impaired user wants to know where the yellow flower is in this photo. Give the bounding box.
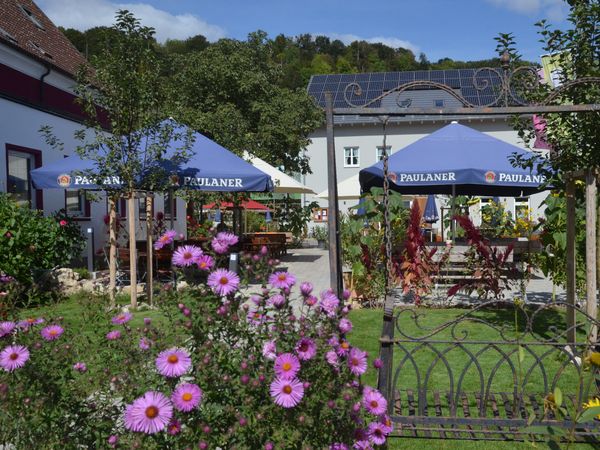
[585,352,600,367]
[583,397,600,419]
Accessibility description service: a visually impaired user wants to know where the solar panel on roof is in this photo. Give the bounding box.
[368,81,384,91]
[370,73,385,81]
[355,73,370,81]
[383,80,400,90]
[384,72,400,81]
[339,74,356,82]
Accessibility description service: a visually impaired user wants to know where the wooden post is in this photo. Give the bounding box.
[566,177,577,344]
[586,169,597,342]
[108,196,117,307]
[325,92,343,300]
[128,193,138,309]
[146,194,154,306]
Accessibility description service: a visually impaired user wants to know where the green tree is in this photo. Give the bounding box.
[44,11,194,308]
[169,32,322,175]
[509,1,600,291]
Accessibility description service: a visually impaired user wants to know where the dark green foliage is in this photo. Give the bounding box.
[0,194,85,285]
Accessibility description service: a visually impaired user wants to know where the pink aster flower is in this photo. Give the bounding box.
[216,231,238,246]
[167,419,181,435]
[262,340,277,360]
[336,340,351,356]
[373,358,383,369]
[73,362,87,372]
[18,317,44,329]
[348,348,368,376]
[326,350,339,367]
[305,295,318,307]
[171,383,202,412]
[196,254,215,271]
[172,245,203,267]
[353,428,371,449]
[0,344,30,372]
[207,269,240,296]
[154,230,177,250]
[295,338,317,361]
[156,348,192,378]
[339,318,353,334]
[247,308,264,326]
[270,377,304,408]
[0,321,16,338]
[40,325,64,341]
[300,281,313,296]
[362,389,387,416]
[124,391,173,434]
[378,414,393,434]
[211,232,238,254]
[368,421,387,445]
[329,444,349,450]
[111,312,133,325]
[139,337,152,350]
[268,271,297,290]
[320,290,340,318]
[267,294,286,309]
[274,352,300,379]
[106,330,121,340]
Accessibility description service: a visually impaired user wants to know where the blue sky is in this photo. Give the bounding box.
[40,0,570,62]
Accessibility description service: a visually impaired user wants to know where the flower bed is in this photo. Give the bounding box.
[0,231,390,448]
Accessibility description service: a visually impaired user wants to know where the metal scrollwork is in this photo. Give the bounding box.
[387,300,600,442]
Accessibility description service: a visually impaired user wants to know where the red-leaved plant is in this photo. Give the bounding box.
[398,202,446,305]
[448,215,516,299]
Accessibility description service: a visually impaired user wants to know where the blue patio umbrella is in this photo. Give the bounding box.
[423,195,439,223]
[31,121,274,193]
[214,210,222,223]
[265,211,272,223]
[359,122,548,197]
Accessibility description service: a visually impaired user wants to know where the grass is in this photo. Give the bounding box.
[348,307,598,449]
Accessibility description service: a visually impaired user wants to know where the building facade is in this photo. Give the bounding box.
[303,70,549,236]
[0,0,186,264]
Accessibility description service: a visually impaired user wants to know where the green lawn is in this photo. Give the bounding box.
[348,307,598,449]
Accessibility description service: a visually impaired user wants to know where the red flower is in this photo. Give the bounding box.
[59,220,67,227]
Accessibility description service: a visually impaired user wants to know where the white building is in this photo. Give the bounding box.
[303,70,548,236]
[0,0,186,264]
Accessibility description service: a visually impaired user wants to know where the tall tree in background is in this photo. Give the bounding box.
[168,31,322,175]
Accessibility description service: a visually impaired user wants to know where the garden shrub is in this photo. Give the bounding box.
[0,231,391,449]
[0,194,86,306]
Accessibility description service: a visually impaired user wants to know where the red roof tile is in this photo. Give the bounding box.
[0,0,88,78]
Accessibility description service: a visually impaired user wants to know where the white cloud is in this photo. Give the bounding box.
[484,0,569,21]
[38,0,226,42]
[324,32,420,55]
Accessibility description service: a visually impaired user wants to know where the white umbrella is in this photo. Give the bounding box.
[317,174,361,200]
[244,152,315,194]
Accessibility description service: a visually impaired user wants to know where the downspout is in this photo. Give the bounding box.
[39,65,51,103]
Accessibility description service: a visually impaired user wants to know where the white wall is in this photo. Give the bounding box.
[0,98,187,262]
[304,118,548,232]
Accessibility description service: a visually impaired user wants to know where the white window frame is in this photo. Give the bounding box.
[376,145,392,162]
[344,146,360,167]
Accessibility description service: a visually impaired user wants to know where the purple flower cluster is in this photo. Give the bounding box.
[154,230,177,250]
[211,232,238,254]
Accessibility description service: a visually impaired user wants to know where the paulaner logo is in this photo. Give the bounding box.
[57,174,71,187]
[484,171,496,183]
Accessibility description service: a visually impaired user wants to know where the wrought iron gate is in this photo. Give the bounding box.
[381,300,600,442]
[321,51,600,441]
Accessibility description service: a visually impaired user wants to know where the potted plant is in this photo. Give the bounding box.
[311,225,328,249]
